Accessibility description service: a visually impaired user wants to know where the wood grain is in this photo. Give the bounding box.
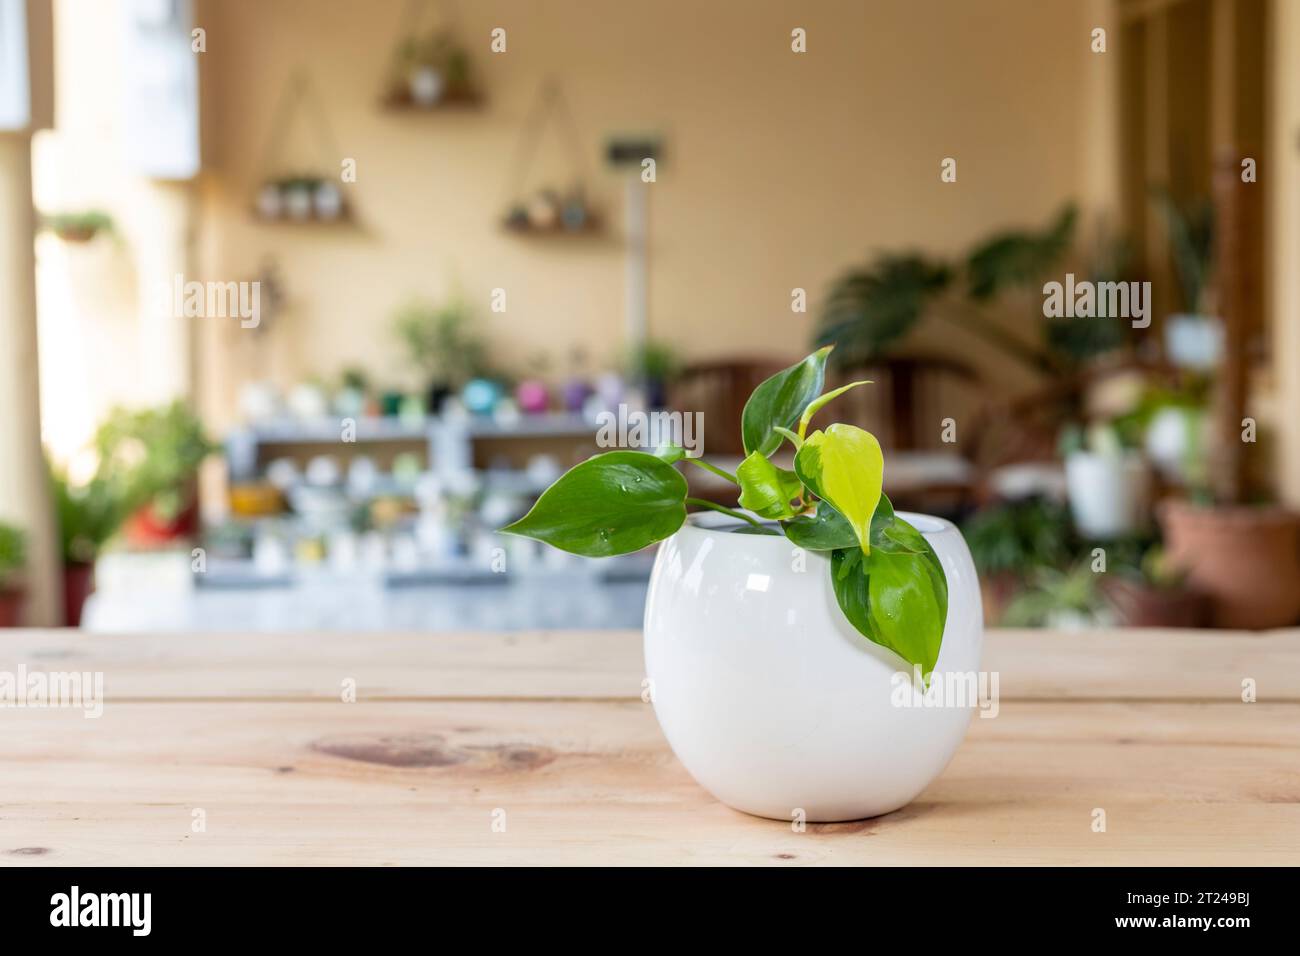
[0,699,1295,865]
[1,627,1297,865]
[0,627,1296,701]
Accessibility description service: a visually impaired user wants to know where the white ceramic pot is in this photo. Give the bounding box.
[283,186,314,221]
[408,67,444,106]
[313,182,343,220]
[1064,450,1149,539]
[256,183,283,219]
[644,511,983,822]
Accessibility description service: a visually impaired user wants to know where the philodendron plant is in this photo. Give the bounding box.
[502,347,948,676]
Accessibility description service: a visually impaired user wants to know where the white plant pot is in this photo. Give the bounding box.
[313,182,343,220]
[1064,451,1149,539]
[283,187,313,221]
[643,511,983,822]
[408,67,444,106]
[1165,313,1223,370]
[1145,406,1206,483]
[256,184,283,219]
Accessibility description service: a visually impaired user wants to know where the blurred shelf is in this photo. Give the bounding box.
[381,89,485,111]
[240,416,431,443]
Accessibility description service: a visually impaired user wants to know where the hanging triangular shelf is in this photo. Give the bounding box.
[501,79,603,237]
[380,0,484,112]
[252,68,354,226]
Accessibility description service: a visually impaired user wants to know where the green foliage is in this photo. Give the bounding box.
[624,340,681,384]
[0,523,26,589]
[51,467,129,564]
[94,401,216,522]
[500,451,687,557]
[1153,189,1214,315]
[736,451,802,520]
[741,346,830,457]
[817,254,952,366]
[501,348,951,676]
[832,545,948,679]
[1002,564,1106,627]
[392,297,491,390]
[41,210,114,240]
[962,497,1073,578]
[966,205,1077,300]
[816,203,1129,374]
[793,423,883,553]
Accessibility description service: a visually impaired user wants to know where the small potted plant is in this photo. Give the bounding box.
[51,467,129,626]
[41,210,114,242]
[0,522,26,627]
[503,347,981,821]
[280,176,320,221]
[1103,544,1210,628]
[389,29,474,108]
[1061,421,1150,540]
[624,340,680,410]
[391,296,492,414]
[962,496,1073,625]
[94,401,216,547]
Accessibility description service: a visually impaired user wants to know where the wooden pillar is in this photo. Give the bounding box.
[0,133,60,624]
[0,0,58,624]
[1269,0,1300,506]
[1209,0,1261,503]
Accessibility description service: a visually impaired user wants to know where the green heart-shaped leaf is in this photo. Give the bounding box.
[784,498,857,550]
[797,380,871,436]
[501,451,687,557]
[737,451,803,520]
[785,492,923,553]
[741,347,831,457]
[793,423,884,553]
[830,543,948,678]
[869,494,927,555]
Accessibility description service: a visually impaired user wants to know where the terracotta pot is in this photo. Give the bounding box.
[1158,501,1300,629]
[63,562,95,628]
[125,493,199,547]
[979,571,1021,627]
[1102,577,1210,628]
[0,588,23,627]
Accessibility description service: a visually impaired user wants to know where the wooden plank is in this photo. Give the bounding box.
[0,699,1296,866]
[1,628,1296,702]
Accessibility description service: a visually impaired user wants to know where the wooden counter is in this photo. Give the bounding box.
[0,628,1296,865]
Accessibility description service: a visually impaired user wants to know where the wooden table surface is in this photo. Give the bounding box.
[1,627,1297,866]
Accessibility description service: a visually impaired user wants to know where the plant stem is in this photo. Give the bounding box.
[684,457,738,484]
[686,497,764,528]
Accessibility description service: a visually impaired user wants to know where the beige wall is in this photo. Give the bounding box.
[192,0,1097,429]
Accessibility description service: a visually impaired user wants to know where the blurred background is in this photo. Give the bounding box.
[0,0,1295,633]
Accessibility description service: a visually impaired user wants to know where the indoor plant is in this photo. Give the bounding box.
[391,296,492,413]
[51,467,129,626]
[1155,180,1300,629]
[94,401,216,547]
[0,522,26,627]
[1060,421,1150,540]
[503,347,981,820]
[624,339,680,410]
[41,210,114,242]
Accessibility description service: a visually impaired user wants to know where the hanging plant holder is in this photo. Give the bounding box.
[380,0,482,111]
[41,211,115,243]
[501,79,602,237]
[252,68,352,225]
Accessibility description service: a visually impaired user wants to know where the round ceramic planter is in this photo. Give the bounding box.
[644,510,983,822]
